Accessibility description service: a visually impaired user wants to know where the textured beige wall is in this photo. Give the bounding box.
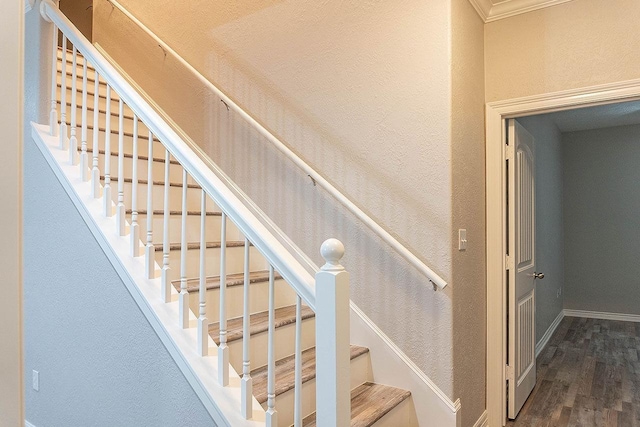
[451,0,486,424]
[60,0,93,41]
[485,0,640,102]
[0,0,24,425]
[94,0,457,396]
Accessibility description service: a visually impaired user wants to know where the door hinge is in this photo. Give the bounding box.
[505,254,514,270]
[505,364,514,381]
[505,144,514,160]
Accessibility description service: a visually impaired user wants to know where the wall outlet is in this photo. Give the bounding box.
[32,370,39,391]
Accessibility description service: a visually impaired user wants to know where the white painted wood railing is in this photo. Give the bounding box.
[41,1,350,425]
[100,0,447,291]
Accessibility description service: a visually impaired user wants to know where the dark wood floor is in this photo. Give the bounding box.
[506,316,640,427]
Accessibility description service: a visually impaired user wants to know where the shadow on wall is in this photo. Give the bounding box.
[94,0,454,392]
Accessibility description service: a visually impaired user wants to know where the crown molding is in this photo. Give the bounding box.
[468,0,573,22]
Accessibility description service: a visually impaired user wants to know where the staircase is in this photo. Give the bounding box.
[34,4,419,426]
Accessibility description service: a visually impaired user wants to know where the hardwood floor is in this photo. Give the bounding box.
[506,316,640,427]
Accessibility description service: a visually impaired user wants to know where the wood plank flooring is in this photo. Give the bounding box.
[506,316,640,427]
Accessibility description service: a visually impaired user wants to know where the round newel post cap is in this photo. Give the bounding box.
[320,238,345,271]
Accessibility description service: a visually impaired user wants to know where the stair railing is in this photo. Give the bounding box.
[100,0,448,291]
[40,1,350,425]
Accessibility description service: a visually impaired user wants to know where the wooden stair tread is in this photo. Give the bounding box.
[57,100,133,120]
[208,305,315,345]
[171,270,280,293]
[85,124,148,140]
[57,82,119,102]
[153,240,245,252]
[301,382,411,427]
[99,175,200,189]
[82,147,180,165]
[125,209,221,216]
[252,345,369,404]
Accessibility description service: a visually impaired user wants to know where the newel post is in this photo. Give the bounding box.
[315,238,350,427]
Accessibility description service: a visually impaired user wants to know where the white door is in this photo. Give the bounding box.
[507,119,539,419]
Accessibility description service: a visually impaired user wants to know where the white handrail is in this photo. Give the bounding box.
[41,0,318,308]
[101,0,448,290]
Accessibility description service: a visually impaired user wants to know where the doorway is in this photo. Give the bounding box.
[485,79,640,427]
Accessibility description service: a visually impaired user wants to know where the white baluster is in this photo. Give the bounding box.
[315,239,350,427]
[218,212,229,386]
[294,294,302,427]
[91,70,101,198]
[59,36,68,149]
[80,58,88,181]
[49,24,58,137]
[145,130,155,279]
[197,190,208,356]
[265,265,278,427]
[103,85,113,217]
[130,115,140,256]
[68,46,78,165]
[241,237,252,419]
[179,168,189,328]
[116,99,126,236]
[161,149,171,303]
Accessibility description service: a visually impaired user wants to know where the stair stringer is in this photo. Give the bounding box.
[350,303,461,427]
[31,122,265,427]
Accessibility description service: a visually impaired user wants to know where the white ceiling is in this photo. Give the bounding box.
[528,100,640,133]
[468,0,573,22]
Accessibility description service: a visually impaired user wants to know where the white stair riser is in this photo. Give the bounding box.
[105,180,201,212]
[83,129,165,157]
[268,352,372,427]
[159,245,269,282]
[365,397,417,427]
[188,278,298,322]
[90,152,183,183]
[57,60,92,79]
[60,103,138,135]
[58,76,119,101]
[135,214,238,246]
[227,316,316,376]
[56,86,122,115]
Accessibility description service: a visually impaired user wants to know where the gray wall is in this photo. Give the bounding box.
[23,7,214,425]
[517,116,565,343]
[23,141,216,427]
[563,124,640,315]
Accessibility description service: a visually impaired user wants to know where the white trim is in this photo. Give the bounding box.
[31,123,265,427]
[349,303,460,427]
[535,310,564,358]
[467,0,573,22]
[25,421,36,427]
[564,309,640,323]
[473,411,488,427]
[486,78,640,427]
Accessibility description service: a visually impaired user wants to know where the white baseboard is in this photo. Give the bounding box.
[535,310,564,357]
[473,410,488,427]
[25,421,36,427]
[564,309,640,323]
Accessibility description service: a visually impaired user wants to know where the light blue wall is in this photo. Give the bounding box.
[23,140,216,427]
[516,116,565,343]
[23,7,215,424]
[562,124,640,315]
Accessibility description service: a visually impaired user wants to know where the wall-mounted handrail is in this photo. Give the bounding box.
[41,0,318,308]
[99,0,447,290]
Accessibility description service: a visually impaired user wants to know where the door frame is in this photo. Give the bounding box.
[486,78,640,427]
